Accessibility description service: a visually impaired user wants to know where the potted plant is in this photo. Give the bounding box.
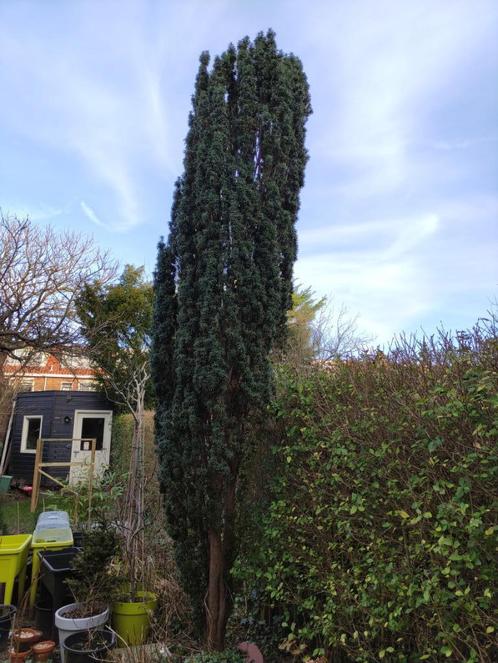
[8,626,43,663]
[31,639,57,662]
[110,553,157,646]
[8,647,32,663]
[55,522,119,663]
[63,629,116,663]
[111,586,157,647]
[110,413,157,646]
[11,627,43,649]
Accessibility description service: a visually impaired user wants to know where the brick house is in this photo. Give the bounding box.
[3,350,99,392]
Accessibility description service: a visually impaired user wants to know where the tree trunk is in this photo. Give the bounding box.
[206,479,237,650]
[206,529,226,651]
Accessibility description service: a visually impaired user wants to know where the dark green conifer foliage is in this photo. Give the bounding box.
[152,30,311,649]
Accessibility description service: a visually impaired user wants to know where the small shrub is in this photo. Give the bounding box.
[66,521,120,614]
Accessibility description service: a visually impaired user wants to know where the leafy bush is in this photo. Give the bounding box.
[110,412,134,474]
[236,321,498,662]
[52,470,125,527]
[66,521,120,613]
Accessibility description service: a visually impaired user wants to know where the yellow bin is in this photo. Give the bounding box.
[0,534,32,605]
[29,527,73,608]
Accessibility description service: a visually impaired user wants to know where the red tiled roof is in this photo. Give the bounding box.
[3,353,98,377]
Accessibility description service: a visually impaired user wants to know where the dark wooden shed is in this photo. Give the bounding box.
[6,390,114,485]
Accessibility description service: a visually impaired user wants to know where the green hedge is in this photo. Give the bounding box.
[110,412,134,475]
[236,329,498,662]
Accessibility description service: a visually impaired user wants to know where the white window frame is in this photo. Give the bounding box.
[78,381,96,392]
[60,382,73,391]
[20,415,43,454]
[12,377,34,392]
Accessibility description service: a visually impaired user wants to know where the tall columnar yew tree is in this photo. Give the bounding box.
[152,30,311,649]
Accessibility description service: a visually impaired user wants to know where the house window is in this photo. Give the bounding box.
[78,381,96,392]
[61,382,72,391]
[81,416,105,451]
[62,354,92,369]
[20,415,43,453]
[18,379,34,392]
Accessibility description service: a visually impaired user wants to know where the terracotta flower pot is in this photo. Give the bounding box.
[12,627,43,649]
[9,648,32,663]
[32,640,57,661]
[237,642,264,663]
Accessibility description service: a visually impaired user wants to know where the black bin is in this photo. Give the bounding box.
[39,547,81,611]
[35,595,54,640]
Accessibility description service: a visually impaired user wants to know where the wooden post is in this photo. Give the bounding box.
[29,438,100,516]
[30,438,43,513]
[87,438,96,522]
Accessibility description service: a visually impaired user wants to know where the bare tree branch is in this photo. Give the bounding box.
[0,212,116,367]
[312,298,375,360]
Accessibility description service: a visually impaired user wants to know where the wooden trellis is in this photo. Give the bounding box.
[30,437,97,513]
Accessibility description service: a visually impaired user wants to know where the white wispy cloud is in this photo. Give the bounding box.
[432,136,498,151]
[2,204,64,222]
[0,0,240,231]
[0,0,496,341]
[296,212,441,338]
[80,201,105,228]
[0,2,186,230]
[291,0,498,340]
[296,195,498,342]
[303,0,497,196]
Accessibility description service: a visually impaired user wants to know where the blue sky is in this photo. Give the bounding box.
[1,0,497,343]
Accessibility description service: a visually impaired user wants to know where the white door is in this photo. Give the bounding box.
[69,410,112,485]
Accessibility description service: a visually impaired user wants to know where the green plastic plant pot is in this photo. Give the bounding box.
[0,475,12,493]
[111,591,157,646]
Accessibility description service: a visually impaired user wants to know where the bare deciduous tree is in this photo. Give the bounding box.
[0,212,116,367]
[311,298,375,360]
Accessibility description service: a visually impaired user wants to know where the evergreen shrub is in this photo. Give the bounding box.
[236,322,498,662]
